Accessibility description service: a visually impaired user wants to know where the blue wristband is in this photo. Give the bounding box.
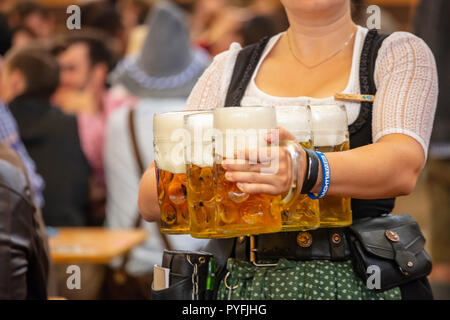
[308,151,330,200]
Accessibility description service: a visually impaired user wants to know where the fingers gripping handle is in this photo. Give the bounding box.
[280,140,302,206]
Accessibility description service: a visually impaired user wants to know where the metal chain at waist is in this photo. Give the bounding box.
[187,255,200,300]
[191,263,199,300]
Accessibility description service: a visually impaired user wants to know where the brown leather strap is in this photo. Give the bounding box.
[127,108,172,252]
[128,109,146,182]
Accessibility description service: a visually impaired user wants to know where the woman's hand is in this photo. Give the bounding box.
[266,126,297,143]
[138,162,160,222]
[221,126,307,196]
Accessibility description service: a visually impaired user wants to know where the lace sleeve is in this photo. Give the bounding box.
[373,32,438,159]
[185,43,242,111]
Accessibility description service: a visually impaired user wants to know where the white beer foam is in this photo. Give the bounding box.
[213,106,276,159]
[311,105,349,147]
[154,141,186,174]
[276,106,312,143]
[153,110,193,139]
[184,112,214,168]
[154,111,198,174]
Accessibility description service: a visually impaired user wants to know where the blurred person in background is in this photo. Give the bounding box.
[246,0,289,33]
[0,0,10,13]
[0,8,11,56]
[52,31,134,226]
[103,0,210,299]
[9,25,36,50]
[0,55,45,208]
[0,141,49,300]
[7,0,55,41]
[238,0,289,47]
[0,1,57,55]
[116,0,154,56]
[192,0,288,56]
[414,0,450,299]
[190,0,228,43]
[52,31,118,115]
[240,14,278,47]
[0,46,90,227]
[81,0,128,59]
[117,0,153,33]
[195,3,248,56]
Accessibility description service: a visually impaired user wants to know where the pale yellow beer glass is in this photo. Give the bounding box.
[276,106,320,231]
[311,104,352,227]
[213,106,285,237]
[184,111,232,239]
[153,110,197,234]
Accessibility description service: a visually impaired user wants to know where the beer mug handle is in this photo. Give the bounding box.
[280,140,301,206]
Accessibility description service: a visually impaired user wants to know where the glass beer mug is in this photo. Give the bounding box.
[276,106,320,231]
[311,104,352,227]
[153,110,196,234]
[213,106,298,237]
[184,111,231,239]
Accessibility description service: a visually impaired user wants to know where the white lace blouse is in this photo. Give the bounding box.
[185,26,438,159]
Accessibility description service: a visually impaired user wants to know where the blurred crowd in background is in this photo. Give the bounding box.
[0,0,448,299]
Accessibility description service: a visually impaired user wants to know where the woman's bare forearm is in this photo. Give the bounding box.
[138,163,161,221]
[310,134,425,199]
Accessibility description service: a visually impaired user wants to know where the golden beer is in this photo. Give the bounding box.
[186,164,219,238]
[156,168,188,232]
[276,106,320,231]
[154,110,197,234]
[213,106,282,236]
[311,105,352,227]
[184,111,231,238]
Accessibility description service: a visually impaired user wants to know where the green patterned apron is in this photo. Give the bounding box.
[217,258,401,300]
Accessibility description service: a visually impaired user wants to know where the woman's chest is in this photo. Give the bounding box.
[253,55,353,98]
[241,60,362,126]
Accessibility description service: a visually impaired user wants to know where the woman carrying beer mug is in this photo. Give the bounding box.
[139,0,437,300]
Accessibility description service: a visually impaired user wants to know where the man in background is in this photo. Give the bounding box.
[0,46,90,227]
[52,31,133,225]
[0,52,44,208]
[80,0,127,59]
[0,100,44,208]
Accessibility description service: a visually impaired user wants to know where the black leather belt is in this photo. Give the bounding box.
[233,228,351,265]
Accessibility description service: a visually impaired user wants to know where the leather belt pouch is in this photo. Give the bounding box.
[346,214,432,292]
[152,250,214,300]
